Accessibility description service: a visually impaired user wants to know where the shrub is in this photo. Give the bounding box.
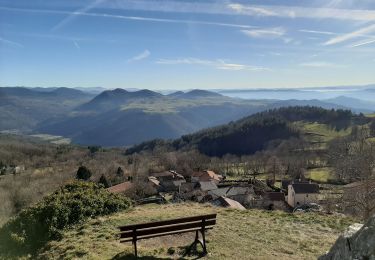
[0,181,131,257]
[76,166,92,180]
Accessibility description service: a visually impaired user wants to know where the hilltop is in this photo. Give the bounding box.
[38,203,353,260]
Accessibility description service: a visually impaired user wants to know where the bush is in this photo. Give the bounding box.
[76,166,92,180]
[0,181,131,257]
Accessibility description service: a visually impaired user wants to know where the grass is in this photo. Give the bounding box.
[29,134,71,144]
[296,122,352,146]
[120,97,269,114]
[307,168,334,183]
[38,203,354,260]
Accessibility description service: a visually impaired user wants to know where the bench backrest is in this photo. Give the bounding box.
[119,213,216,242]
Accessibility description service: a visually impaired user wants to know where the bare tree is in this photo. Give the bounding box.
[330,126,375,219]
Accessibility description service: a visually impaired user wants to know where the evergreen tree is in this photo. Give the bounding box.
[98,174,111,188]
[116,167,124,177]
[76,166,92,181]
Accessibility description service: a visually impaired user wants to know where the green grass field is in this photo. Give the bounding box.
[38,203,354,260]
[307,168,334,183]
[297,122,352,144]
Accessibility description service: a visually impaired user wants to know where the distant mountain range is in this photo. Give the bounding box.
[1,86,374,147]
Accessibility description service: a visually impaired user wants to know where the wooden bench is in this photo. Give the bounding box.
[118,213,217,258]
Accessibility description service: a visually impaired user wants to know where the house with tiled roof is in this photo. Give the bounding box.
[212,196,246,210]
[191,170,223,184]
[107,181,134,194]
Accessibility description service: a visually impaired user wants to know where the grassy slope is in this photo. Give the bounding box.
[297,122,352,144]
[120,97,269,114]
[40,203,353,260]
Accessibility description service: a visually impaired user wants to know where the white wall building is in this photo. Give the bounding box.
[287,182,319,208]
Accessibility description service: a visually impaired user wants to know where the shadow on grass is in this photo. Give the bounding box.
[112,253,173,259]
[112,250,204,260]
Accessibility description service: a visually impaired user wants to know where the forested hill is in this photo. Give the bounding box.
[126,106,368,157]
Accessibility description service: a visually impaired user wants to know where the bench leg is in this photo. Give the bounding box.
[184,230,206,256]
[201,229,207,255]
[133,240,137,258]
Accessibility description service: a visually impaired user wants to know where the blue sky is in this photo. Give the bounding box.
[0,0,375,90]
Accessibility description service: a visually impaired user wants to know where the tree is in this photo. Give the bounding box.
[370,120,375,137]
[116,167,124,177]
[266,156,282,183]
[98,174,111,188]
[76,166,92,181]
[329,126,375,219]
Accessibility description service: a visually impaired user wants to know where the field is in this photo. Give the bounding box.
[306,168,334,183]
[297,122,352,145]
[120,97,269,114]
[39,203,354,260]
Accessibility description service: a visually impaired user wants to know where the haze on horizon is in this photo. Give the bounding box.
[0,0,375,90]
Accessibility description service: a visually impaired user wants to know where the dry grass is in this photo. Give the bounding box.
[39,203,354,260]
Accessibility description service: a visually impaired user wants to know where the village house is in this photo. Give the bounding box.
[287,181,319,208]
[107,181,134,194]
[208,185,255,206]
[150,170,186,192]
[212,196,246,210]
[191,170,223,184]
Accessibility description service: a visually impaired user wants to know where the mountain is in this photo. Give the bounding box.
[325,96,375,112]
[36,88,271,146]
[217,85,375,102]
[0,87,94,131]
[35,88,358,147]
[126,106,367,156]
[77,89,162,112]
[1,86,363,147]
[172,89,223,99]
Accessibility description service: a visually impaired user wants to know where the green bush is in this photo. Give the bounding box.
[0,181,131,256]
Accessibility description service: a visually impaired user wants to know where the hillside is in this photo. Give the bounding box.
[35,89,274,146]
[38,203,354,260]
[0,86,362,147]
[0,87,93,131]
[126,106,367,156]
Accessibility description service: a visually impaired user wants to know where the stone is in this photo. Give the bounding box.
[319,216,375,260]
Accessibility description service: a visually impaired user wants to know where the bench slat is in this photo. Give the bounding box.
[120,226,214,243]
[118,213,216,232]
[120,219,216,239]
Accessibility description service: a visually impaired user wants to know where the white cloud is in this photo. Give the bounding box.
[324,24,375,45]
[299,29,339,36]
[101,1,375,22]
[156,58,268,71]
[241,27,285,39]
[0,7,257,30]
[0,37,23,48]
[52,0,107,31]
[227,4,277,17]
[127,49,151,62]
[299,61,343,68]
[349,38,375,47]
[227,3,375,21]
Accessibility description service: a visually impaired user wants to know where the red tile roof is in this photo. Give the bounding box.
[107,181,133,193]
